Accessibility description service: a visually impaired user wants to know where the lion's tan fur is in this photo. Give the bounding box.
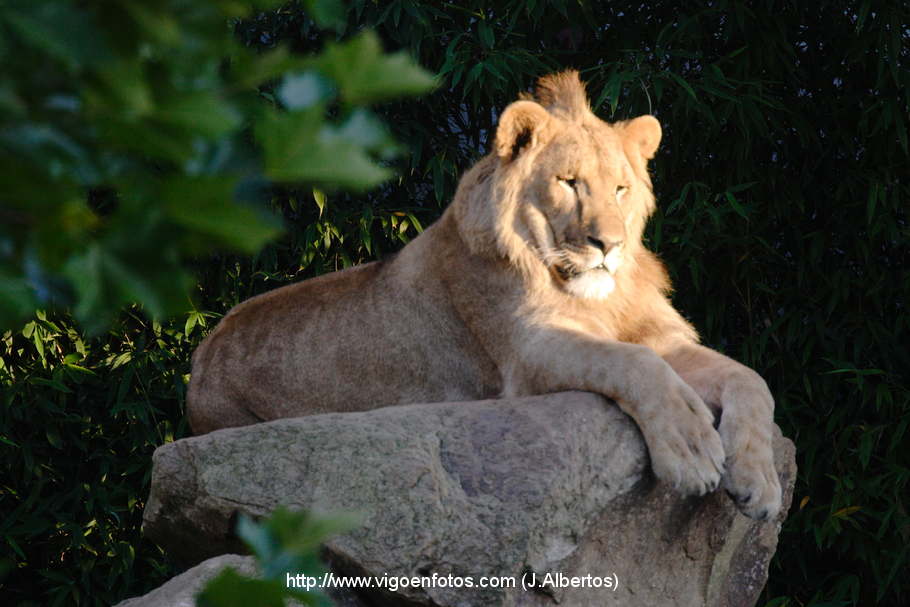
[188,71,782,520]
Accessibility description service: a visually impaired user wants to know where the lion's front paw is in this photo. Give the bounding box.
[717,376,782,521]
[640,380,726,497]
[721,434,782,521]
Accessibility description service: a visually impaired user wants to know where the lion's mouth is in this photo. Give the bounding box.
[554,263,612,281]
[557,264,618,300]
[550,244,623,289]
[554,265,576,280]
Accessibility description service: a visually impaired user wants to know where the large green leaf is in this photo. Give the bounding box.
[96,119,195,164]
[0,272,38,330]
[154,92,241,139]
[256,106,391,189]
[62,237,192,335]
[0,155,80,210]
[83,59,154,117]
[317,31,436,105]
[1,0,111,70]
[302,0,346,32]
[230,46,308,89]
[196,568,303,607]
[161,176,283,253]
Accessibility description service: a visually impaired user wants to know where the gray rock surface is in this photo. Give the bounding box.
[114,554,256,607]
[139,392,796,607]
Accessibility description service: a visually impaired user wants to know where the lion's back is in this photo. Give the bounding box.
[187,249,501,433]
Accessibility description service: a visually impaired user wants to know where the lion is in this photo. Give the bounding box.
[187,70,782,520]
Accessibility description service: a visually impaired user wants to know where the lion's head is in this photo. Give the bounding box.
[454,70,663,301]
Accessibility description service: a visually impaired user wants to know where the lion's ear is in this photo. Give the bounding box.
[619,115,662,160]
[495,100,551,162]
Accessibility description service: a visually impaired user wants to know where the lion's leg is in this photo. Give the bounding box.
[659,343,782,520]
[508,327,725,497]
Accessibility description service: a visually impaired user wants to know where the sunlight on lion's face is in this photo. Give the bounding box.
[489,76,661,301]
[519,125,636,300]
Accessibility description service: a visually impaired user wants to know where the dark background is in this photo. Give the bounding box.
[2,1,908,605]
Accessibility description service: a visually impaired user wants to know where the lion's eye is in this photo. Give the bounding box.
[557,177,577,193]
[616,185,629,199]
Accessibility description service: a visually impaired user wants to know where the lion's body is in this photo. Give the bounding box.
[188,72,783,520]
[189,217,503,426]
[189,195,681,426]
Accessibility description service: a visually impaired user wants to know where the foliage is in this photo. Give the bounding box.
[0,310,195,606]
[2,1,909,607]
[0,0,434,604]
[0,0,434,335]
[197,507,355,607]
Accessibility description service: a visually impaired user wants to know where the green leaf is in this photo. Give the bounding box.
[154,92,241,139]
[235,513,276,562]
[256,106,319,177]
[478,21,494,49]
[593,75,623,115]
[45,428,63,449]
[465,63,483,89]
[185,311,199,336]
[120,1,182,47]
[197,508,358,607]
[160,176,283,253]
[196,568,304,607]
[261,507,355,555]
[724,191,748,219]
[726,181,758,193]
[29,198,100,270]
[0,436,20,448]
[859,431,874,469]
[29,377,73,394]
[0,273,38,331]
[97,119,194,164]
[406,213,423,233]
[62,241,192,334]
[0,124,99,186]
[317,31,436,105]
[84,60,154,117]
[312,189,326,217]
[2,1,110,70]
[667,71,698,101]
[256,106,391,189]
[303,0,346,32]
[230,46,308,89]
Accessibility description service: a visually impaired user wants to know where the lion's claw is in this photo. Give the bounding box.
[640,374,727,499]
[721,449,782,520]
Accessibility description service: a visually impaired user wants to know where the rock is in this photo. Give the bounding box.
[140,392,796,607]
[112,554,366,607]
[113,554,256,607]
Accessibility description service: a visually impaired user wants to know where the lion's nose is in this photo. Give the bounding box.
[587,236,622,253]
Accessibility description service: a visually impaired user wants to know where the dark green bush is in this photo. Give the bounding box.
[2,1,908,606]
[1,312,192,606]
